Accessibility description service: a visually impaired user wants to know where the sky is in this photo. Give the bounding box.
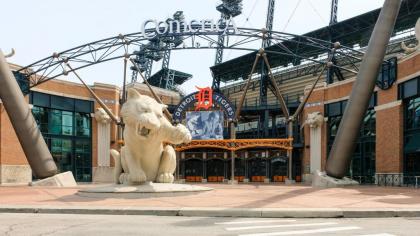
[1,0,385,93]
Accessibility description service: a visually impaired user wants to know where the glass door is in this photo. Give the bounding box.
[74,139,92,182]
[51,138,74,174]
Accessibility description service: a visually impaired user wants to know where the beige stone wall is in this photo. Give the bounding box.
[0,165,31,184]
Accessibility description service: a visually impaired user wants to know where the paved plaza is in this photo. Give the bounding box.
[0,184,419,215]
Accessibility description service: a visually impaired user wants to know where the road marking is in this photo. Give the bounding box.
[238,226,361,236]
[215,220,297,225]
[354,234,396,236]
[226,222,338,231]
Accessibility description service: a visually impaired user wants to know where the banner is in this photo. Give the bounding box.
[186,111,224,140]
[173,88,235,123]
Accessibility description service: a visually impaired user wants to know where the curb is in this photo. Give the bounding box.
[1,206,420,218]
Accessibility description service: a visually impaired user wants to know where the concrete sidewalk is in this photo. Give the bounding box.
[0,183,419,218]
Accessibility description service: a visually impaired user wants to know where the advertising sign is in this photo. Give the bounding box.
[186,111,224,140]
[173,88,235,123]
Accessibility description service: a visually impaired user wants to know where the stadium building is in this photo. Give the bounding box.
[0,1,419,185]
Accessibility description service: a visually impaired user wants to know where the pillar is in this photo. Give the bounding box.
[93,108,112,182]
[181,152,185,180]
[202,152,207,183]
[244,151,249,182]
[307,112,324,175]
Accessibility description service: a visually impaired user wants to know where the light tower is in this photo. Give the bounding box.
[130,11,185,88]
[326,0,344,83]
[159,11,185,90]
[212,0,243,91]
[260,0,276,138]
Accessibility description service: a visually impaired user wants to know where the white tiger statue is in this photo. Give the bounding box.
[110,88,191,185]
[401,18,420,54]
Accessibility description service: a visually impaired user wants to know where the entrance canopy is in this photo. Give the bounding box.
[175,138,293,152]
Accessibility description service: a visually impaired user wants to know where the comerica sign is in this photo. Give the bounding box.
[141,18,239,39]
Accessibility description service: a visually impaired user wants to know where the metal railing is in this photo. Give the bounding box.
[351,175,376,185]
[375,173,402,186]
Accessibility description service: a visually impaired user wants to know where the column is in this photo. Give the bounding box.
[244,151,249,182]
[272,115,277,136]
[265,150,270,183]
[264,110,270,137]
[93,108,112,182]
[306,112,324,180]
[202,152,207,183]
[176,151,180,181]
[181,152,186,182]
[224,152,228,181]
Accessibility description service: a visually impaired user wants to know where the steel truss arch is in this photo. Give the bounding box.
[17,27,366,88]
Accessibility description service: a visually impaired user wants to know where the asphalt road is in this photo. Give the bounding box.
[1,213,420,236]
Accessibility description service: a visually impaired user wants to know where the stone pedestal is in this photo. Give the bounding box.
[92,167,114,183]
[312,170,358,188]
[0,165,31,185]
[228,180,238,184]
[78,182,212,198]
[30,171,77,187]
[175,179,186,184]
[201,179,207,183]
[303,174,312,184]
[264,178,270,183]
[285,179,296,185]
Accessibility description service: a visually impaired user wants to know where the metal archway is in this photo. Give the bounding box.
[17,27,365,89]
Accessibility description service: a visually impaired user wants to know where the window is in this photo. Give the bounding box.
[32,107,48,133]
[62,111,74,136]
[13,71,30,95]
[326,97,376,183]
[30,92,93,182]
[32,92,50,107]
[51,138,73,174]
[75,113,91,137]
[75,100,93,113]
[399,77,420,100]
[51,95,75,111]
[376,57,397,90]
[405,97,420,131]
[327,102,341,117]
[49,109,63,135]
[74,139,92,182]
[403,95,420,179]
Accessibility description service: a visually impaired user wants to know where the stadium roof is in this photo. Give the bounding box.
[147,68,192,87]
[210,0,420,83]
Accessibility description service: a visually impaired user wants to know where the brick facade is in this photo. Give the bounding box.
[0,69,181,184]
[302,51,420,179]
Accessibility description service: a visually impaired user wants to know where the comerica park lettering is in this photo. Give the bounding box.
[142,18,239,39]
